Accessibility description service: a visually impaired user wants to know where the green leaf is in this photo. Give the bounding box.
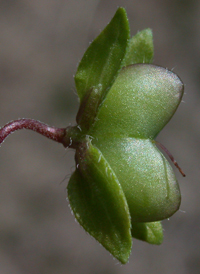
[122,28,154,67]
[131,221,163,244]
[67,141,132,264]
[75,7,130,103]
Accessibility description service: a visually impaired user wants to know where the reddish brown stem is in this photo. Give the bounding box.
[155,140,186,177]
[0,119,66,146]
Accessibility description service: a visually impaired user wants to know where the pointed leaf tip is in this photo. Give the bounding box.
[122,28,154,67]
[68,141,132,264]
[75,7,130,105]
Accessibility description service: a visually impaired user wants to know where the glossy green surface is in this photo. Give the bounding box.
[90,137,181,222]
[90,64,184,139]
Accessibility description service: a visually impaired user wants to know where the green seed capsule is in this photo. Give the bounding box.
[91,137,181,222]
[89,64,184,222]
[90,64,184,139]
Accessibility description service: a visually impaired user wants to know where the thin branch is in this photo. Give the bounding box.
[0,118,66,146]
[155,140,186,177]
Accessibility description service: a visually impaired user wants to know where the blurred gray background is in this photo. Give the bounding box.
[0,0,199,273]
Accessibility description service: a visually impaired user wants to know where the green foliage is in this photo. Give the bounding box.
[66,7,184,264]
[122,28,154,67]
[75,8,130,104]
[68,140,132,264]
